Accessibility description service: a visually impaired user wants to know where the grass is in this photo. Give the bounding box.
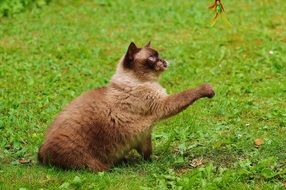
[0,0,50,17]
[0,0,286,189]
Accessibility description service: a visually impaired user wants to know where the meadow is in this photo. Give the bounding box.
[0,0,286,189]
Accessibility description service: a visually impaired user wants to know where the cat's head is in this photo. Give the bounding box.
[121,42,168,81]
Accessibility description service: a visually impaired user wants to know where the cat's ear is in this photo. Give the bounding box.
[145,41,151,48]
[127,42,138,55]
[123,42,139,69]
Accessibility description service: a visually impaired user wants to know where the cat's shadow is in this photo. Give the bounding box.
[114,150,151,168]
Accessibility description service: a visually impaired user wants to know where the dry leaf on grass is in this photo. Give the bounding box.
[255,138,264,148]
[18,159,32,164]
[189,158,204,168]
[175,167,189,175]
[283,181,286,188]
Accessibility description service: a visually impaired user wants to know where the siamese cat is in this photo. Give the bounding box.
[38,42,215,171]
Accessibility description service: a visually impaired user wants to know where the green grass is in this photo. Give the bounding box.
[1,0,286,189]
[0,0,51,17]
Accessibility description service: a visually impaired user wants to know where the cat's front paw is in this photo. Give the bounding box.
[199,84,215,98]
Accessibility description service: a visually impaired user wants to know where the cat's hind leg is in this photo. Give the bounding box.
[85,157,110,172]
[60,151,110,172]
[39,144,109,172]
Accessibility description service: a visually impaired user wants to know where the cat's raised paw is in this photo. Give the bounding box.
[200,84,215,98]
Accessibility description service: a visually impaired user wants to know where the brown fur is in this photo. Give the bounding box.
[38,42,215,171]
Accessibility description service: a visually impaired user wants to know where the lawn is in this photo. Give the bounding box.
[0,0,286,189]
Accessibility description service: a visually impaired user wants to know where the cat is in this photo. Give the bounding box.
[38,42,215,171]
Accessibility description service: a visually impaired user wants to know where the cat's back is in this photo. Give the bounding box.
[67,87,108,113]
[46,87,108,136]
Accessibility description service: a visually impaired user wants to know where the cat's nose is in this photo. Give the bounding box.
[158,58,167,67]
[161,60,168,68]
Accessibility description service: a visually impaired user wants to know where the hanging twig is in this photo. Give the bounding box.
[209,0,231,27]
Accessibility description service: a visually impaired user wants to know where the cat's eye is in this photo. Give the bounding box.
[147,56,156,62]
